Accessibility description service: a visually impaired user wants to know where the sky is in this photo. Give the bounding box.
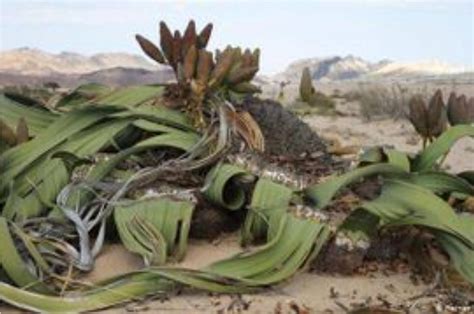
[0,0,472,75]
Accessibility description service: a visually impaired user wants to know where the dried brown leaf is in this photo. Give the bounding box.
[226,109,264,152]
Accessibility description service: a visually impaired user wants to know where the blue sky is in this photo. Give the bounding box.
[1,0,472,74]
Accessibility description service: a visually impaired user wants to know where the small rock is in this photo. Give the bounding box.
[406,136,419,145]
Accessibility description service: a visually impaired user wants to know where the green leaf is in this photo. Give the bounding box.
[115,198,195,265]
[404,171,473,196]
[0,218,51,293]
[0,94,58,136]
[359,179,474,283]
[361,179,473,244]
[458,171,474,185]
[305,163,406,208]
[0,106,122,198]
[62,131,199,211]
[384,148,411,171]
[358,147,385,165]
[241,178,293,245]
[0,182,330,313]
[55,83,113,109]
[412,125,474,171]
[358,147,410,171]
[112,104,193,131]
[2,118,133,219]
[51,151,93,174]
[435,221,474,285]
[94,85,165,107]
[203,164,249,210]
[133,119,185,134]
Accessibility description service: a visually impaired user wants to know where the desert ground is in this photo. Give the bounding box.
[302,105,474,175]
[0,243,432,314]
[0,239,431,314]
[89,240,430,314]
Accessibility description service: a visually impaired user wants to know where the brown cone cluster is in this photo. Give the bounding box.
[447,92,474,126]
[135,20,261,128]
[408,89,447,145]
[408,89,474,145]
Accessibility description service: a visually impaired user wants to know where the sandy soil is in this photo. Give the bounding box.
[0,235,433,314]
[303,112,474,174]
[81,239,430,314]
[265,79,474,174]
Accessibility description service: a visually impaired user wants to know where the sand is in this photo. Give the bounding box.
[84,237,430,313]
[0,234,432,313]
[303,114,474,174]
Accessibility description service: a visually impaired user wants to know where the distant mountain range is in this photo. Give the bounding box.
[0,47,159,75]
[0,48,173,87]
[275,55,471,83]
[0,48,471,88]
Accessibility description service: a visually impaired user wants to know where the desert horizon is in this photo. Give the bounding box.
[1,1,473,313]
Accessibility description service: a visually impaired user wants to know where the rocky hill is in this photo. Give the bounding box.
[0,48,174,87]
[0,48,160,75]
[275,55,470,83]
[76,67,174,87]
